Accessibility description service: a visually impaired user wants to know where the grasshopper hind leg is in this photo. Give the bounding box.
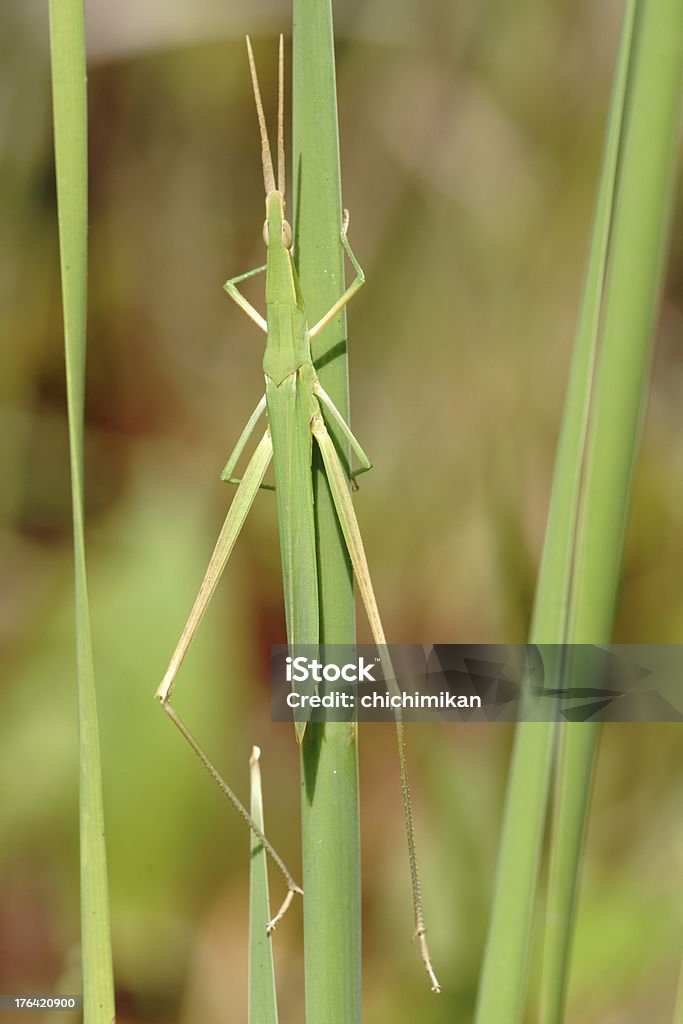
[155,429,302,927]
[310,411,440,993]
[158,699,302,931]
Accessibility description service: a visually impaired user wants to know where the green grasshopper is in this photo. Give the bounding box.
[155,35,439,993]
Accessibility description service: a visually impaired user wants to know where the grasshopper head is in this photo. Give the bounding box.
[264,191,293,250]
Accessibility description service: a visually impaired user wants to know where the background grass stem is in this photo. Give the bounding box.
[542,3,683,1019]
[475,1,683,1020]
[249,747,279,1024]
[48,1,116,1020]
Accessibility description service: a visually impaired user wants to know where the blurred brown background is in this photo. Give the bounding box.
[1,1,682,1021]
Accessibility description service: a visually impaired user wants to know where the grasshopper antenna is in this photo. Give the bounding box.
[277,34,285,196]
[246,35,276,195]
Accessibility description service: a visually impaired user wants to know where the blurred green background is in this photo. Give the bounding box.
[1,1,682,1021]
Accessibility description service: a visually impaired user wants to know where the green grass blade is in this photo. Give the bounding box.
[48,3,116,1021]
[292,4,361,1022]
[542,2,683,1020]
[531,0,637,643]
[475,4,637,1022]
[248,747,279,1024]
[563,4,683,639]
[473,722,555,1024]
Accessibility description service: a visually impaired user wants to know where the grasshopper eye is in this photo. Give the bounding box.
[282,220,293,249]
[262,219,269,246]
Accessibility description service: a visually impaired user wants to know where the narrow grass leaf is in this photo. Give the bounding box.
[249,747,279,1024]
[542,2,683,1020]
[293,3,362,1021]
[475,4,637,1022]
[48,1,116,1021]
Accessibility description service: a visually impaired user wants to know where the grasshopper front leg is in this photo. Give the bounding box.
[309,211,365,339]
[223,263,268,332]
